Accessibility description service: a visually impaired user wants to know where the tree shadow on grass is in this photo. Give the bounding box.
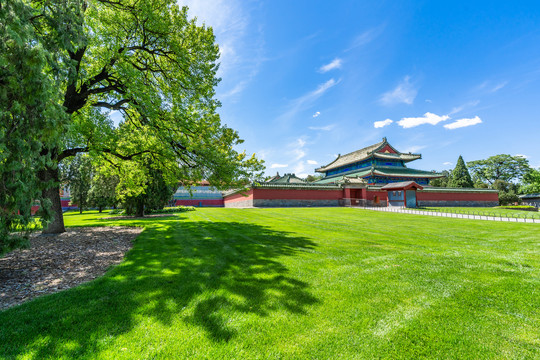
[0,217,318,358]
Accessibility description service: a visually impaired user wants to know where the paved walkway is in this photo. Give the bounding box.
[361,207,540,223]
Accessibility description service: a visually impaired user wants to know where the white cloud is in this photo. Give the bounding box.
[402,145,426,154]
[271,163,288,168]
[449,100,480,115]
[373,119,393,128]
[491,81,508,92]
[308,124,336,131]
[319,58,342,73]
[397,112,449,128]
[183,0,264,99]
[307,160,318,165]
[443,162,453,166]
[296,138,306,147]
[515,154,528,159]
[346,24,385,51]
[312,111,321,118]
[443,116,482,130]
[277,78,340,122]
[380,76,417,106]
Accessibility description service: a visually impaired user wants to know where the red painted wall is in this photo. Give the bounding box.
[223,189,254,203]
[253,188,343,200]
[416,191,498,202]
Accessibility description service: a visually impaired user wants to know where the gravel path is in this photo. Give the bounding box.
[0,226,142,311]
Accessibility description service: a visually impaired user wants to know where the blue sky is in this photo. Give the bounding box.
[181,0,540,177]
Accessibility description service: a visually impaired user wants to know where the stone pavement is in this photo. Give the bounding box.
[361,207,540,223]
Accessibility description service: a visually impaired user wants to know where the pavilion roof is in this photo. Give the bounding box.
[266,173,306,184]
[381,181,424,191]
[315,137,421,173]
[314,165,443,184]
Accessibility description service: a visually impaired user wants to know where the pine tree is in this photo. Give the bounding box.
[448,155,474,188]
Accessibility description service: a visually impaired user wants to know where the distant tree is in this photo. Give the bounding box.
[447,156,474,188]
[467,155,530,185]
[65,154,93,214]
[493,180,521,205]
[115,156,177,217]
[519,168,540,194]
[429,170,450,187]
[305,174,323,182]
[88,170,119,213]
[0,0,66,254]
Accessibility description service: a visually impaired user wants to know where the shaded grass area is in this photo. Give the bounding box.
[1,208,539,359]
[421,206,540,219]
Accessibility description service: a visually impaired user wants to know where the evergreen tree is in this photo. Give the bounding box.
[448,156,474,188]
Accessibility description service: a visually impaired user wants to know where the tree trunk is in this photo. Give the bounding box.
[98,206,103,213]
[41,166,66,234]
[135,199,144,217]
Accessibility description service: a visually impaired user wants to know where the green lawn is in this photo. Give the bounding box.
[420,206,540,219]
[1,208,539,359]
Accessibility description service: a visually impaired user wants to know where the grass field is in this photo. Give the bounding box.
[421,206,540,219]
[1,208,539,359]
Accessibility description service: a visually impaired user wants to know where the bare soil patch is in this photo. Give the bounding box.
[0,226,142,311]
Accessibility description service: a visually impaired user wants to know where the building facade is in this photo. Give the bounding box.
[315,138,443,186]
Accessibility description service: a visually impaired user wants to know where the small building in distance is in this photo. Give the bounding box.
[267,172,306,184]
[173,180,224,207]
[519,193,540,207]
[315,137,443,186]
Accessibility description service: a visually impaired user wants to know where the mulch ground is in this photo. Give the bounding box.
[0,226,142,311]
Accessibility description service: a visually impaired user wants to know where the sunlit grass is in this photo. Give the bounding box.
[1,208,539,359]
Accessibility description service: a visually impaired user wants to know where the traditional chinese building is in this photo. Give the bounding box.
[223,137,499,208]
[314,137,443,186]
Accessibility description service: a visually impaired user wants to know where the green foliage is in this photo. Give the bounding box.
[0,0,67,253]
[114,156,178,216]
[19,0,263,232]
[305,174,324,182]
[146,206,196,214]
[467,154,530,185]
[493,180,521,205]
[447,155,474,188]
[63,153,93,213]
[519,168,540,194]
[88,169,119,212]
[496,205,538,211]
[429,169,450,187]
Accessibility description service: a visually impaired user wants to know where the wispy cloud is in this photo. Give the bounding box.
[449,100,480,115]
[313,111,321,118]
[402,145,426,153]
[277,78,340,122]
[319,58,342,73]
[271,163,288,168]
[346,24,385,51]
[307,160,318,165]
[184,0,264,99]
[443,161,453,166]
[380,76,417,106]
[491,81,508,92]
[397,112,449,128]
[309,124,336,131]
[373,119,393,128]
[443,116,482,130]
[515,154,528,159]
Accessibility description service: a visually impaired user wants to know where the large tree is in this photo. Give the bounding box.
[447,155,474,188]
[520,168,540,194]
[24,0,262,233]
[0,0,67,253]
[467,154,530,186]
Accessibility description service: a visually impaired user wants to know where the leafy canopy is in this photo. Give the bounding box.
[467,154,530,185]
[0,0,68,253]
